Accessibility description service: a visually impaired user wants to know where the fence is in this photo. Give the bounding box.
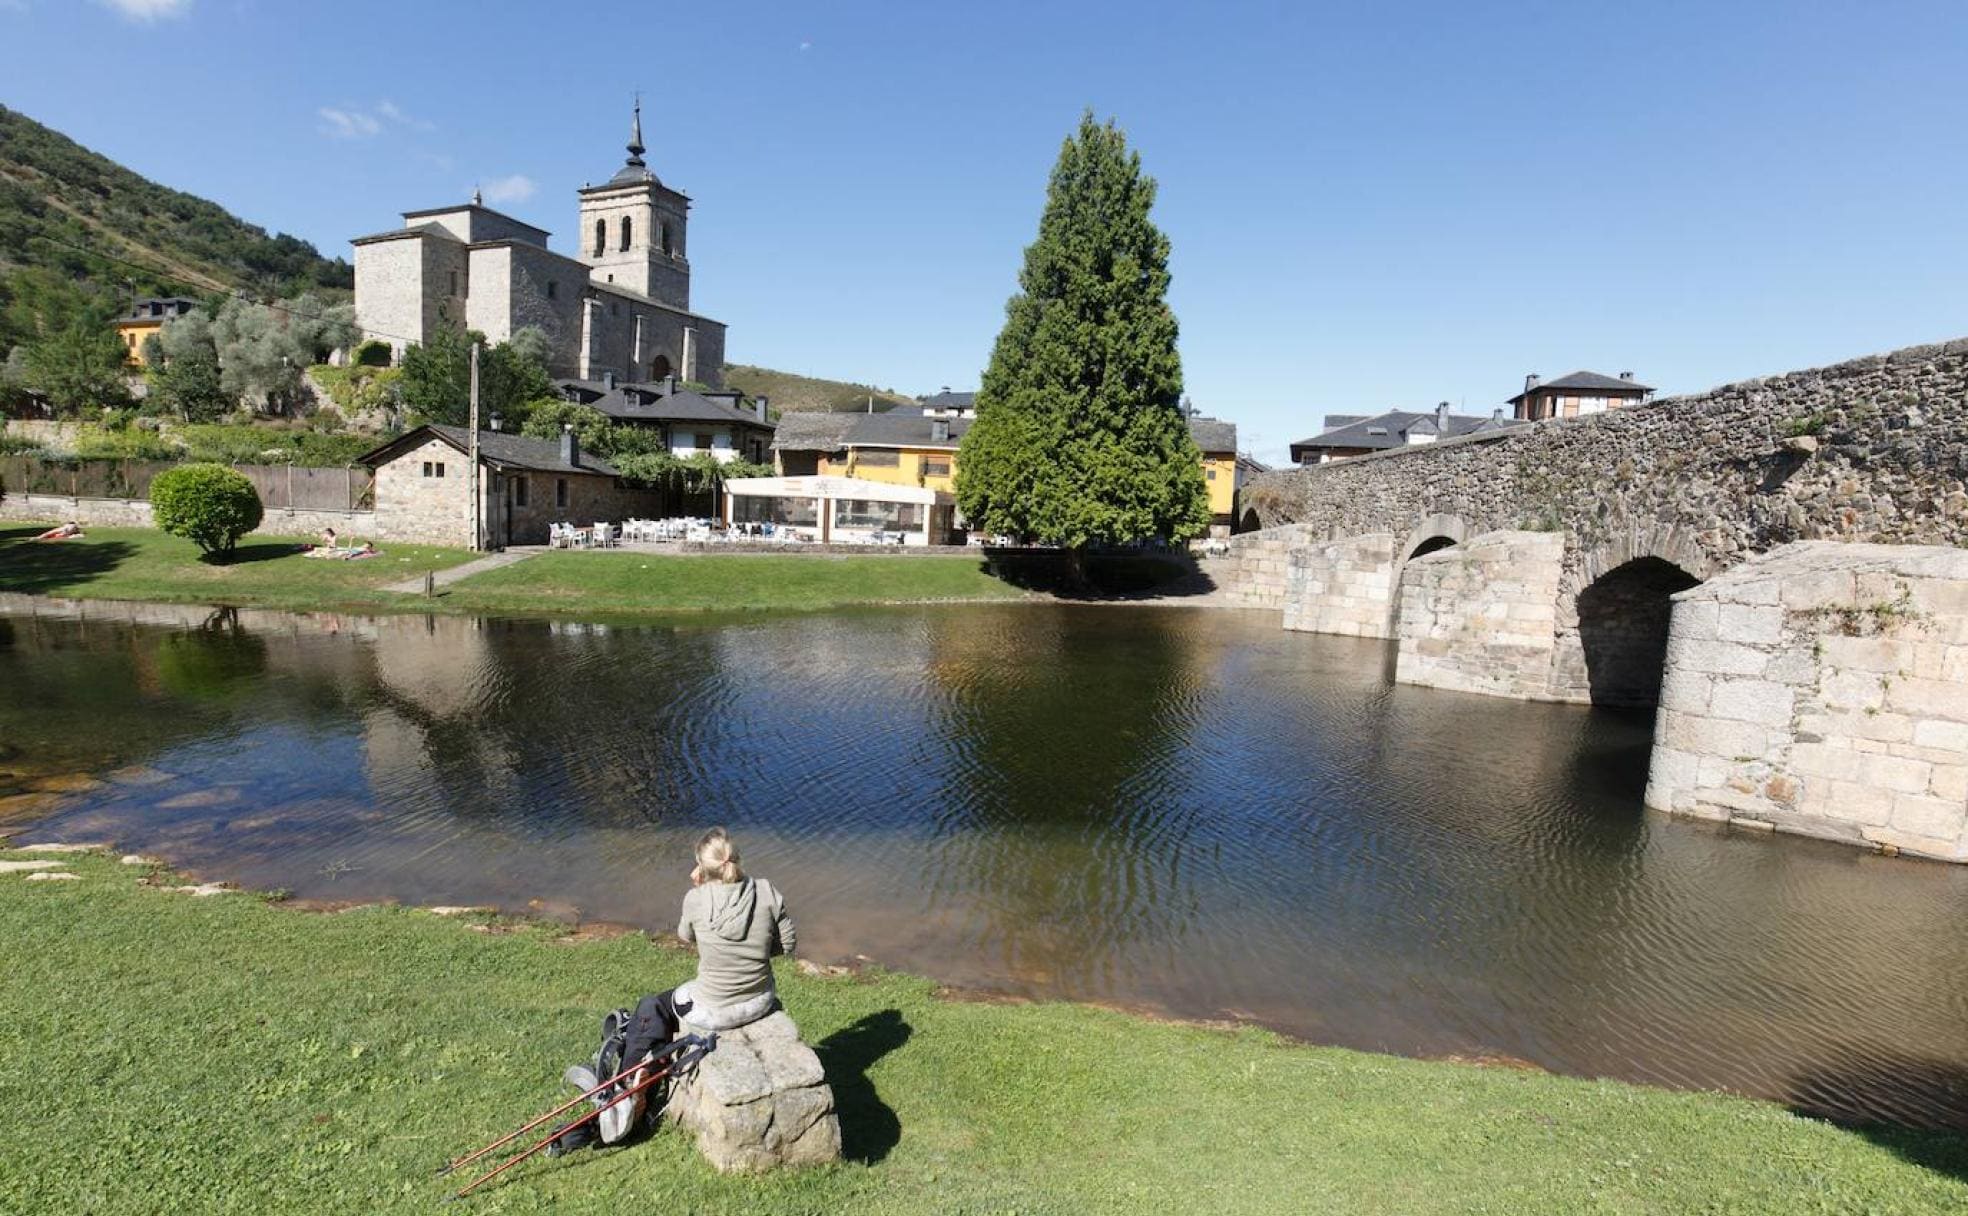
[0,456,373,510]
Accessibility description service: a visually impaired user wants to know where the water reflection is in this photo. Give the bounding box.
[4,601,1967,1129]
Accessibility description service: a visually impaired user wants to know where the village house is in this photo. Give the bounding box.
[554,374,775,463]
[1289,403,1523,465]
[1508,370,1653,421]
[356,424,653,548]
[112,297,197,366]
[771,400,1243,534]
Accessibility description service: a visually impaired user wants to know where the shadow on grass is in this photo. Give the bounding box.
[0,536,136,595]
[213,540,311,566]
[981,549,1218,600]
[1787,1052,1968,1182]
[815,1008,912,1164]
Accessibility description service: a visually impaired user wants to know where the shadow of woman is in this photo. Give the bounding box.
[815,1009,912,1164]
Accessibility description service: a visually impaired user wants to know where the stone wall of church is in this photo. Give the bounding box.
[581,291,725,389]
[466,243,588,376]
[354,236,435,355]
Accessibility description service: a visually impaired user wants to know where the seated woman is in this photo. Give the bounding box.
[551,829,797,1155]
[34,521,83,541]
[319,526,338,550]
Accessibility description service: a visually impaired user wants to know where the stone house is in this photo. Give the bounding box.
[357,424,655,548]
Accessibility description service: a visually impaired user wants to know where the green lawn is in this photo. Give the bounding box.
[442,551,1028,616]
[1,850,1962,1214]
[0,523,472,613]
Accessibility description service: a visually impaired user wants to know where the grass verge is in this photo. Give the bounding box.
[440,550,1028,616]
[1,849,1963,1214]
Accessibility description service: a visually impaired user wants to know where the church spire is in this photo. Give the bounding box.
[626,93,646,168]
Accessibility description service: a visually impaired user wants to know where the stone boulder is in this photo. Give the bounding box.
[667,1009,840,1172]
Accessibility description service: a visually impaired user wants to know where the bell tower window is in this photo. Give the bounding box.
[593,219,605,257]
[660,222,671,255]
[620,217,632,251]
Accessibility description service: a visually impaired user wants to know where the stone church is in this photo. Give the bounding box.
[351,103,727,388]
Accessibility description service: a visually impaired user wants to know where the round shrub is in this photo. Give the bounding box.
[150,463,263,560]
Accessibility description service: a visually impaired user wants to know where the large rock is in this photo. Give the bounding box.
[668,1009,840,1172]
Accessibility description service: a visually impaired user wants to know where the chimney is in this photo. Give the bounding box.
[1619,370,1634,381]
[603,370,616,391]
[754,394,768,422]
[1435,401,1450,431]
[1524,373,1540,393]
[560,422,579,469]
[664,374,678,396]
[931,419,950,443]
[1492,407,1503,421]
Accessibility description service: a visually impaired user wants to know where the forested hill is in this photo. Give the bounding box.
[720,363,918,414]
[0,105,351,346]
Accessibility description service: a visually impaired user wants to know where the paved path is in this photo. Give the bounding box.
[383,548,540,595]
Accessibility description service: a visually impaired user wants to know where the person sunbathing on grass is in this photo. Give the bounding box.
[33,521,83,541]
[547,827,797,1156]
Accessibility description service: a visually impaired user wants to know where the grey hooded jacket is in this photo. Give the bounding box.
[677,877,796,1009]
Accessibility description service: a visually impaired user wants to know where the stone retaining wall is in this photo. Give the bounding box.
[0,493,375,539]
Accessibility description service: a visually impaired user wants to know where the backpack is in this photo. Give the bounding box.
[549,992,693,1156]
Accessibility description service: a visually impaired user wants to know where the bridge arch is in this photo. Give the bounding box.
[1399,513,1471,562]
[1235,507,1262,535]
[1555,527,1719,709]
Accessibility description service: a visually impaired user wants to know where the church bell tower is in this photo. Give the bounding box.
[576,98,692,310]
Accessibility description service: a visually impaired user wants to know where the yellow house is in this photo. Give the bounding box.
[111,297,199,367]
[772,402,1243,536]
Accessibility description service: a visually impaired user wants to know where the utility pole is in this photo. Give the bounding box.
[468,340,483,551]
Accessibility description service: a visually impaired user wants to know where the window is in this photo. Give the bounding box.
[856,449,900,468]
[555,478,568,508]
[660,222,672,254]
[513,476,529,507]
[593,219,605,257]
[835,499,924,532]
[923,458,950,478]
[693,432,712,450]
[1207,468,1218,480]
[421,461,446,478]
[546,281,557,300]
[731,495,819,527]
[620,216,632,251]
[448,270,458,296]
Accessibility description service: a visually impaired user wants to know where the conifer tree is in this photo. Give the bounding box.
[956,113,1209,554]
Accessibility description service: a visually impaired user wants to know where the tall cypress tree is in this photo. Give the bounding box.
[957,113,1209,552]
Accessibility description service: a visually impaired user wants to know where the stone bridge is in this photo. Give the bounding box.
[1206,338,1968,861]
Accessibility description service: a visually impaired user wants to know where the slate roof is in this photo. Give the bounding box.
[772,411,969,452]
[1188,416,1237,454]
[919,390,977,412]
[1507,371,1652,404]
[1289,410,1525,459]
[355,425,619,476]
[551,379,772,431]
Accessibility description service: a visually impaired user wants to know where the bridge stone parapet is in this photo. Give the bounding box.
[1645,543,1968,860]
[1244,337,1968,571]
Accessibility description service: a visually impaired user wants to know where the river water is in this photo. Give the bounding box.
[3,601,1965,1128]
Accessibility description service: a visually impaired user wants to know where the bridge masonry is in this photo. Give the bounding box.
[1210,336,1968,859]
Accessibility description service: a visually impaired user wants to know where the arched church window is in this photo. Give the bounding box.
[620,216,632,252]
[593,219,605,257]
[650,354,672,380]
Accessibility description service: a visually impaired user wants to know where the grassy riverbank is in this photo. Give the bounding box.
[2,850,1962,1214]
[0,525,1031,618]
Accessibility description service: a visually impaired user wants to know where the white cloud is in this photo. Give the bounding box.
[96,0,191,20]
[318,107,381,139]
[317,100,433,141]
[479,174,536,205]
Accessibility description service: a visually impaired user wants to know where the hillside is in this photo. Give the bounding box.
[0,105,351,347]
[721,363,918,415]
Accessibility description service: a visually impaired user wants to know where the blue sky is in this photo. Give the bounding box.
[4,0,1966,463]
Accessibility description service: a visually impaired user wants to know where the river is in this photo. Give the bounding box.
[3,600,1964,1128]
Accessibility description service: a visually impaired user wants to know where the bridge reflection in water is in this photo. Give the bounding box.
[5,602,1968,1130]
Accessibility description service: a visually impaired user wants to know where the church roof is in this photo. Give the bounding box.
[399,202,550,238]
[350,221,462,246]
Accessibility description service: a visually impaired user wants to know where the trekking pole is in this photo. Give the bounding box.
[437,1034,699,1178]
[450,1035,715,1201]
